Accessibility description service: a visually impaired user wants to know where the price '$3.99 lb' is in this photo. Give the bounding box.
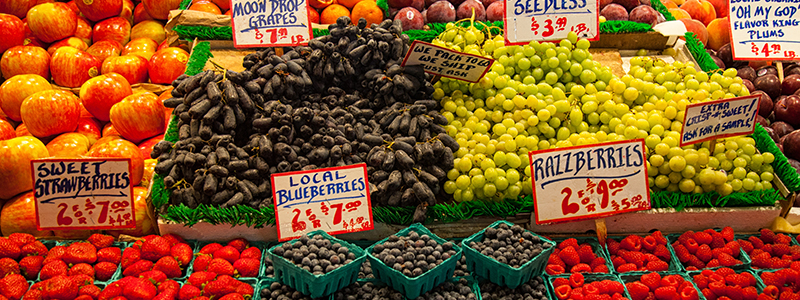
[504,0,599,44]
[529,139,650,225]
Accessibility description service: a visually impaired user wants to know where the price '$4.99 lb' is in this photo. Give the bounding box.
[529,139,650,225]
[504,0,599,44]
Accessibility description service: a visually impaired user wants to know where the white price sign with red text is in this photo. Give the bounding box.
[529,139,650,225]
[503,0,599,44]
[272,163,373,241]
[230,0,312,48]
[680,95,760,146]
[728,0,800,60]
[32,158,135,231]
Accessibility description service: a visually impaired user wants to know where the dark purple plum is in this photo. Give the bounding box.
[753,90,773,118]
[763,124,780,142]
[737,66,756,82]
[782,74,800,95]
[601,4,628,21]
[755,74,782,100]
[757,66,778,77]
[456,0,486,20]
[710,55,725,69]
[757,115,770,129]
[486,1,502,21]
[775,95,800,127]
[426,1,456,23]
[394,7,424,30]
[629,5,658,26]
[743,79,755,93]
[613,0,639,11]
[771,121,795,137]
[783,130,800,160]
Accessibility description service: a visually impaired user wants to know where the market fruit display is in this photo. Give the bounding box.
[546,238,610,275]
[738,228,800,270]
[625,272,701,300]
[671,227,742,270]
[371,230,458,277]
[606,231,671,272]
[468,223,549,268]
[690,268,759,300]
[552,273,629,300]
[273,234,357,275]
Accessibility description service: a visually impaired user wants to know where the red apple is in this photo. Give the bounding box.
[86,39,123,63]
[20,19,48,48]
[0,0,39,19]
[87,138,144,186]
[0,136,49,199]
[74,17,93,46]
[110,92,164,142]
[148,47,188,84]
[46,37,89,55]
[102,54,148,84]
[133,3,153,23]
[20,90,81,137]
[189,0,222,14]
[76,117,101,144]
[79,102,93,118]
[14,123,29,137]
[80,72,132,121]
[1,191,54,236]
[209,0,230,11]
[0,74,51,122]
[65,0,80,14]
[102,122,120,137]
[141,158,156,189]
[122,37,156,60]
[50,46,101,88]
[76,0,123,22]
[106,186,155,236]
[130,20,165,44]
[26,2,77,43]
[119,0,133,22]
[0,14,25,54]
[1,45,50,79]
[142,0,182,20]
[309,9,319,23]
[46,132,91,157]
[137,133,163,158]
[93,17,131,45]
[0,120,14,141]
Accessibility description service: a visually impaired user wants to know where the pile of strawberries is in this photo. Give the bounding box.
[0,232,49,299]
[671,227,742,270]
[739,229,800,270]
[192,239,262,278]
[552,273,629,300]
[690,268,758,300]
[122,234,192,279]
[0,274,28,300]
[99,272,182,300]
[758,266,800,300]
[606,231,672,273]
[178,271,255,300]
[625,272,700,300]
[546,238,610,275]
[37,234,122,282]
[23,274,103,300]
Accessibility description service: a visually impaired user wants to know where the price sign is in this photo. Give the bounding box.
[680,95,760,146]
[272,163,373,241]
[402,41,494,83]
[503,0,599,44]
[529,139,650,225]
[32,158,135,230]
[230,0,312,48]
[729,0,800,60]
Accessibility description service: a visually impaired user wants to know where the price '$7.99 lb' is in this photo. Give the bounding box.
[230,0,312,48]
[504,0,599,44]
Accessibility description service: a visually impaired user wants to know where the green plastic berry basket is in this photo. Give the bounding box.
[687,269,762,295]
[550,236,615,275]
[476,274,549,300]
[547,273,627,300]
[603,234,683,276]
[666,233,751,272]
[732,233,792,272]
[51,240,128,284]
[177,277,259,299]
[461,220,555,289]
[193,240,271,280]
[327,276,480,300]
[619,271,707,300]
[365,223,463,299]
[255,278,332,300]
[121,239,197,280]
[268,230,367,298]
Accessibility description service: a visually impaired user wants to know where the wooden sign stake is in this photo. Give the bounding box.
[595,218,607,245]
[709,139,717,154]
[778,62,785,83]
[780,192,797,218]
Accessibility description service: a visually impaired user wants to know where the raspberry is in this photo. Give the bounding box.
[618,263,638,273]
[593,265,609,273]
[622,236,643,252]
[712,247,733,258]
[646,260,669,272]
[654,245,671,262]
[694,232,713,245]
[644,254,660,264]
[549,254,567,268]
[748,236,765,250]
[726,242,741,257]
[612,257,627,269]
[696,245,713,262]
[761,244,773,256]
[726,286,743,300]
[578,245,596,264]
[706,259,720,268]
[742,272,757,287]
[739,240,754,254]
[680,285,699,300]
[560,247,582,267]
[641,272,662,291]
[570,273,585,288]
[760,229,776,244]
[643,236,658,252]
[655,286,678,300]
[584,284,600,295]
[622,252,646,268]
[661,275,682,288]
[684,239,699,254]
[572,290,586,300]
[553,277,571,288]
[769,257,790,269]
[605,280,625,294]
[678,232,695,245]
[718,253,740,267]
[779,291,800,300]
[725,274,750,287]
[687,256,705,269]
[627,282,650,300]
[721,227,735,243]
[692,275,708,289]
[591,257,607,269]
[673,245,691,263]
[560,238,580,250]
[742,287,758,300]
[546,264,566,275]
[607,239,621,255]
[715,268,735,277]
[791,261,800,271]
[555,285,572,300]
[775,234,792,245]
[652,231,668,245]
[773,244,792,257]
[708,281,727,297]
[710,235,727,249]
[571,263,593,273]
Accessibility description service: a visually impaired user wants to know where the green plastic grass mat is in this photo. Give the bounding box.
[174,25,234,41]
[754,123,800,192]
[180,0,193,10]
[185,41,213,76]
[650,0,675,22]
[684,32,721,73]
[599,20,653,34]
[649,189,782,211]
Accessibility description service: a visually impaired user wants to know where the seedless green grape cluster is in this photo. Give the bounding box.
[433,28,776,202]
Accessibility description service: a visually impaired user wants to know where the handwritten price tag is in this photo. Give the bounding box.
[528,139,650,225]
[272,163,373,241]
[729,0,800,60]
[230,0,311,48]
[680,95,760,146]
[503,0,599,44]
[32,158,135,230]
[402,41,494,83]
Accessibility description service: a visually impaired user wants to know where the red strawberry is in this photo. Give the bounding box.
[123,277,158,300]
[559,247,581,267]
[193,255,213,272]
[0,239,21,260]
[43,246,66,266]
[20,241,48,257]
[161,234,186,247]
[68,263,95,279]
[240,247,261,260]
[621,236,643,252]
[123,260,154,277]
[7,233,34,247]
[578,245,596,264]
[646,260,669,272]
[0,257,19,277]
[200,243,224,255]
[87,234,115,249]
[213,246,241,265]
[0,274,28,300]
[79,284,101,299]
[233,258,259,277]
[627,282,651,300]
[40,260,68,280]
[187,271,218,287]
[95,262,118,281]
[19,255,44,280]
[203,275,239,298]
[207,258,235,276]
[226,238,250,253]
[122,248,141,269]
[170,243,192,268]
[219,294,246,300]
[546,264,566,275]
[560,238,580,250]
[233,281,253,296]
[141,237,171,262]
[63,243,97,265]
[45,275,80,300]
[760,229,776,243]
[98,247,122,265]
[179,284,202,300]
[154,256,182,278]
[159,279,181,294]
[140,270,168,285]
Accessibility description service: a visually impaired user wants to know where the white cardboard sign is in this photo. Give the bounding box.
[729,0,800,60]
[503,0,599,44]
[230,0,312,48]
[680,95,760,146]
[402,41,494,83]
